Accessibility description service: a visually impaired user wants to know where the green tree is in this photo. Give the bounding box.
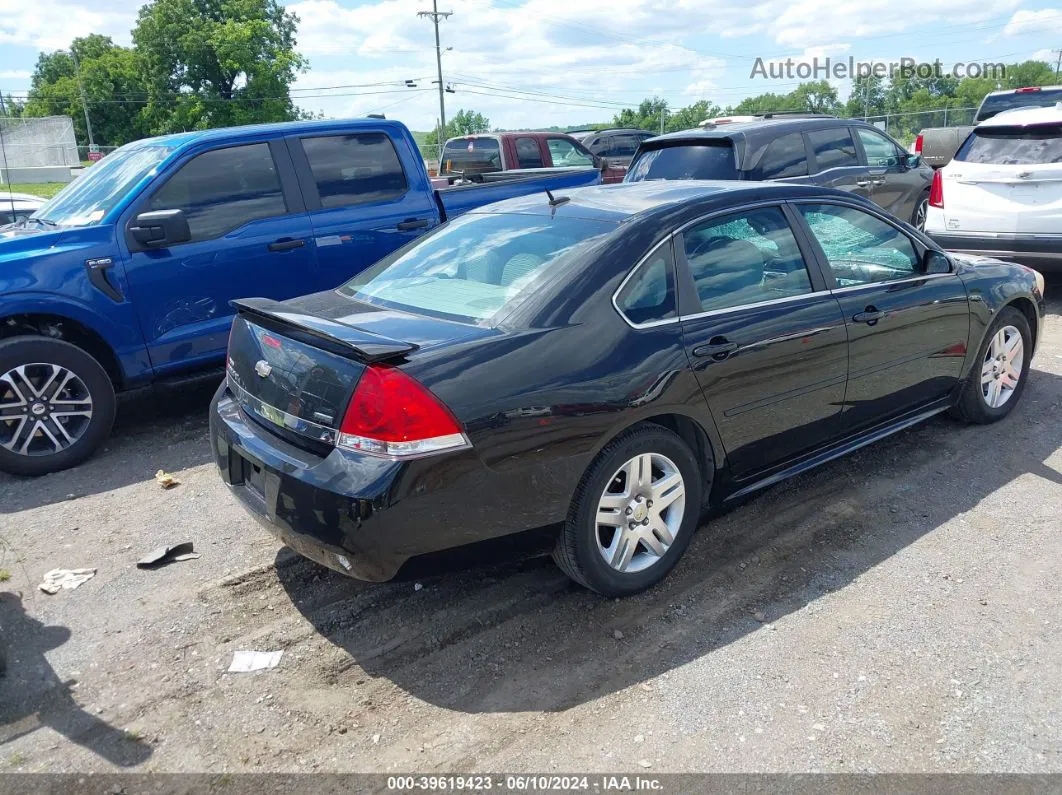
[844,74,886,118]
[424,109,491,146]
[0,94,24,117]
[664,99,721,132]
[132,0,306,134]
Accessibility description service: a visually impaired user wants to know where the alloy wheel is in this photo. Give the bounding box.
[595,452,686,573]
[914,198,928,231]
[0,363,94,456]
[981,325,1024,409]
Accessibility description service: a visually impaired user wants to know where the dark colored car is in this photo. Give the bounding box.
[439,132,625,183]
[626,117,935,230]
[575,128,656,168]
[210,181,1044,597]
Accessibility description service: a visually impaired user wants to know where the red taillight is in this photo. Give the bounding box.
[337,364,468,459]
[914,134,924,154]
[929,169,944,208]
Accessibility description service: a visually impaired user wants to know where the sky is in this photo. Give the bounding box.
[0,0,1060,135]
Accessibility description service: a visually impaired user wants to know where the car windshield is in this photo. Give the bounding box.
[32,144,175,227]
[956,125,1062,164]
[440,138,501,175]
[338,212,616,323]
[626,142,738,182]
[976,89,1062,121]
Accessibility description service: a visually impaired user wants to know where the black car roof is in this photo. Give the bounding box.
[470,180,871,225]
[644,116,876,149]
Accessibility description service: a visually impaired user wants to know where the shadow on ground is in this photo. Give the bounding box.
[277,366,1062,714]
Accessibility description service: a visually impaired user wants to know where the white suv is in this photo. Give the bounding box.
[925,102,1062,271]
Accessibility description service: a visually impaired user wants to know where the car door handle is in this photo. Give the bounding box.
[692,340,739,360]
[268,238,306,252]
[853,307,885,324]
[856,180,872,187]
[396,218,430,231]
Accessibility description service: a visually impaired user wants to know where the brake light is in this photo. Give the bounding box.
[914,134,924,154]
[1015,86,1041,93]
[337,364,469,459]
[929,169,944,208]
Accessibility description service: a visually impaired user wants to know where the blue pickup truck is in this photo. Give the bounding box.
[0,118,602,476]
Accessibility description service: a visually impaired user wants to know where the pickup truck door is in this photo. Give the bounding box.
[120,138,317,375]
[286,131,442,291]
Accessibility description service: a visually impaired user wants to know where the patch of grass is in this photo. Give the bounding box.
[7,752,25,767]
[122,729,142,742]
[1,182,66,199]
[0,569,10,582]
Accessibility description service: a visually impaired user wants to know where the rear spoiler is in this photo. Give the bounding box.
[231,298,418,362]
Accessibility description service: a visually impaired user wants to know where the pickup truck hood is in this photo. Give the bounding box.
[0,224,114,266]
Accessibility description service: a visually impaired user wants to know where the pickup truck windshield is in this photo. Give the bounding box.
[626,142,738,182]
[33,145,175,227]
[956,125,1062,164]
[339,212,616,323]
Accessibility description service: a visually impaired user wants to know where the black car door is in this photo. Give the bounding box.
[853,126,924,222]
[676,203,849,480]
[805,126,874,202]
[792,200,970,432]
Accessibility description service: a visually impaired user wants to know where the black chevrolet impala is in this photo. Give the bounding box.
[210,181,1045,596]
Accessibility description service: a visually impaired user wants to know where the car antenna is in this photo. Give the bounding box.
[545,189,570,207]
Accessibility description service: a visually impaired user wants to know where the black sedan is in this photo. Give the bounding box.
[210,181,1045,597]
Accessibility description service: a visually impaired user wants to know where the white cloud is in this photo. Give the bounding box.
[1004,8,1062,35]
[0,0,135,50]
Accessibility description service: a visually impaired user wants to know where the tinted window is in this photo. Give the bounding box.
[616,244,677,325]
[149,143,286,243]
[515,137,544,169]
[856,128,903,167]
[339,213,616,323]
[547,138,594,167]
[302,133,407,208]
[976,89,1062,121]
[441,138,501,175]
[607,134,641,158]
[754,133,808,180]
[955,125,1062,164]
[626,143,738,182]
[807,127,859,172]
[683,207,813,313]
[798,204,919,286]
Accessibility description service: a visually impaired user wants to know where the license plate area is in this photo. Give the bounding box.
[237,452,266,502]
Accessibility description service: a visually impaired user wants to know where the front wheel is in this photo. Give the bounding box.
[553,424,703,596]
[952,306,1031,424]
[912,192,929,231]
[0,336,116,476]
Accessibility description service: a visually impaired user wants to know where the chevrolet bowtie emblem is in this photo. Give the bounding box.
[254,360,272,378]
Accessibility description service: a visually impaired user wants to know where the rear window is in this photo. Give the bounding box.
[625,142,738,182]
[955,125,1062,164]
[441,138,501,175]
[338,213,616,323]
[976,89,1062,121]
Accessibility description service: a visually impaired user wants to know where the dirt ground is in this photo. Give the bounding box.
[2,281,1061,775]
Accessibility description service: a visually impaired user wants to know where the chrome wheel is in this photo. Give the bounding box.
[914,198,928,231]
[981,325,1023,409]
[595,452,685,573]
[0,363,94,456]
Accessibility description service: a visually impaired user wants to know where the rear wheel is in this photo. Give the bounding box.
[553,424,703,596]
[952,306,1031,424]
[0,336,116,476]
[912,192,929,231]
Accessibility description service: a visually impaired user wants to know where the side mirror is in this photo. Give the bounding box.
[129,209,190,248]
[905,153,923,169]
[923,249,951,274]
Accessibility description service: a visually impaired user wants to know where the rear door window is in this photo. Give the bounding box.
[955,125,1062,164]
[807,128,859,172]
[626,142,738,181]
[515,137,544,168]
[441,138,501,175]
[753,133,809,180]
[301,133,408,208]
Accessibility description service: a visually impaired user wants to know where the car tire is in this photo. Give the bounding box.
[0,336,116,477]
[952,306,1031,425]
[912,191,929,231]
[553,424,703,597]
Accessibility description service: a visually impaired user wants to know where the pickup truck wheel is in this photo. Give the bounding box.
[0,336,116,477]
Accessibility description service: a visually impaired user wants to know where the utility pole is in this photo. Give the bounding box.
[418,1,452,147]
[68,48,95,152]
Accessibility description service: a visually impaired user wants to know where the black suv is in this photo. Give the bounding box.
[626,117,934,229]
[572,128,656,167]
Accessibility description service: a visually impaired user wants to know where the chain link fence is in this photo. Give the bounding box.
[862,107,978,147]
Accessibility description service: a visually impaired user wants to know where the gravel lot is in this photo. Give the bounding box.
[1,279,1061,775]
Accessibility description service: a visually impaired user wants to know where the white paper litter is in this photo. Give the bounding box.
[39,568,97,594]
[228,650,283,673]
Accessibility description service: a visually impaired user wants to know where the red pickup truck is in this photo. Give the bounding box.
[439,131,625,183]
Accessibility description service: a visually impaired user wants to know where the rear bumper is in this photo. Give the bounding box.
[929,232,1062,271]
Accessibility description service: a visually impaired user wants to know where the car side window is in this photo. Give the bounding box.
[301,133,408,208]
[616,244,677,325]
[807,127,859,172]
[753,133,809,180]
[856,128,904,168]
[148,143,287,244]
[515,137,544,169]
[682,206,814,313]
[797,203,920,286]
[608,134,639,158]
[547,138,594,167]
